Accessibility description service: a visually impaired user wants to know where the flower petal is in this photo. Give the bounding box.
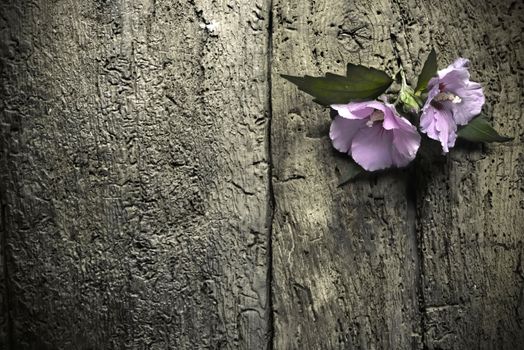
[374,102,421,166]
[381,102,418,132]
[331,103,373,119]
[422,82,441,111]
[438,58,471,85]
[353,100,391,112]
[351,124,394,171]
[392,127,421,167]
[420,106,457,153]
[331,100,389,120]
[381,103,401,130]
[440,69,470,92]
[329,116,367,153]
[451,58,470,69]
[451,82,485,125]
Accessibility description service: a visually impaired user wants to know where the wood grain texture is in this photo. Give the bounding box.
[271,0,523,349]
[271,1,423,349]
[0,186,8,349]
[1,0,523,349]
[396,1,524,349]
[0,0,271,349]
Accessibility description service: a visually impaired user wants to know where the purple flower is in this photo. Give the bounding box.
[420,58,485,152]
[330,101,421,171]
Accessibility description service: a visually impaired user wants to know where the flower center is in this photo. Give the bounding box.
[434,91,462,104]
[366,110,384,127]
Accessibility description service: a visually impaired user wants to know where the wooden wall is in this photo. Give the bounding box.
[1,0,522,349]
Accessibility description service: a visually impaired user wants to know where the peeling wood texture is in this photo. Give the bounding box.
[0,0,523,349]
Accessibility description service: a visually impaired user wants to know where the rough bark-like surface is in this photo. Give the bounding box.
[1,0,523,349]
[400,1,524,349]
[271,0,523,349]
[0,188,8,350]
[271,1,423,349]
[0,0,271,349]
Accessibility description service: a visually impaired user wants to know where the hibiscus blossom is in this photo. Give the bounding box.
[420,58,485,152]
[330,101,421,171]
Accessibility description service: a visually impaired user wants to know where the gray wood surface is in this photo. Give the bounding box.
[409,2,524,349]
[271,1,422,349]
[0,0,523,349]
[0,0,271,349]
[271,0,523,349]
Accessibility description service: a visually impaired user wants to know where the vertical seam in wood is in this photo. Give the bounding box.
[266,0,275,349]
[408,166,428,350]
[1,199,13,349]
[415,196,428,350]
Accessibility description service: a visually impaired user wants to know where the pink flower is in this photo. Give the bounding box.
[420,58,485,152]
[330,101,421,171]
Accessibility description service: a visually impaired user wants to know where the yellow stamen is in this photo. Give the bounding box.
[435,92,462,104]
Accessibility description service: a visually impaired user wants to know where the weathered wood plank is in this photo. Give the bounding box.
[271,0,523,348]
[270,1,424,349]
[393,1,524,348]
[0,0,271,349]
[0,196,8,349]
[1,0,522,348]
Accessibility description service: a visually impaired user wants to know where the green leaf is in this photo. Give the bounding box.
[337,160,363,187]
[457,116,513,143]
[281,64,393,106]
[345,63,393,93]
[399,86,421,113]
[415,48,437,94]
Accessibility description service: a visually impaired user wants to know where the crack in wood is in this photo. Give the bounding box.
[1,200,13,350]
[266,0,275,349]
